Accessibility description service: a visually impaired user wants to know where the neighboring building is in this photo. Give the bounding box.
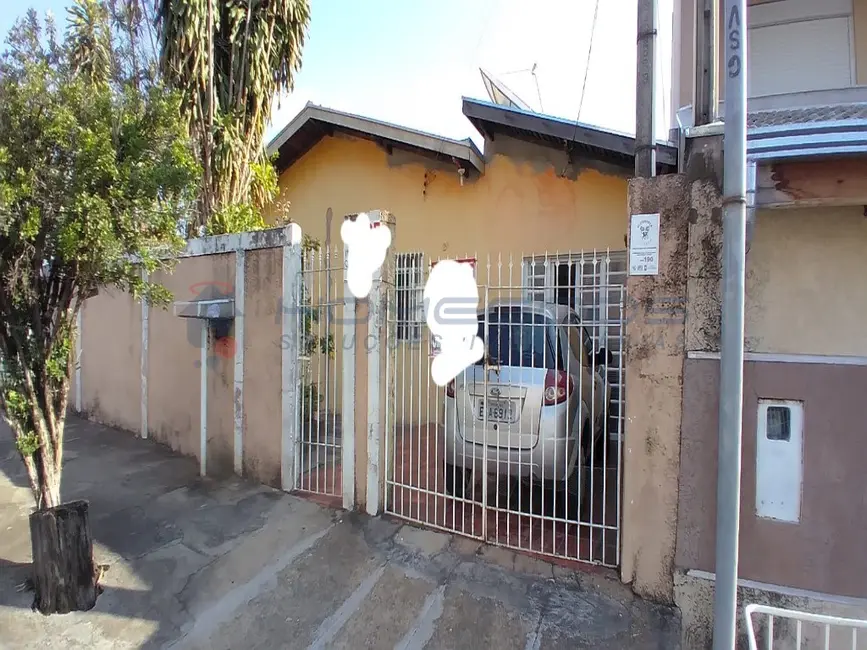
[666,0,867,645]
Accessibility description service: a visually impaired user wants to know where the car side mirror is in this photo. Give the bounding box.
[593,347,613,367]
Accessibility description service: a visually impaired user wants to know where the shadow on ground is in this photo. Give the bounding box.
[0,416,680,649]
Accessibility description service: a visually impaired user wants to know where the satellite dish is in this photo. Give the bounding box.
[479,68,535,112]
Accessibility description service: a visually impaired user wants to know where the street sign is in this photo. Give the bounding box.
[629,212,660,276]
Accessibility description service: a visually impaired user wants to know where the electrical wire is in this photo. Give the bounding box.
[576,0,601,123]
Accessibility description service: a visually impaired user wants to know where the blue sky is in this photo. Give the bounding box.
[2,0,674,147]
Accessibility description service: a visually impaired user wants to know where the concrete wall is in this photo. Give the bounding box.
[272,134,628,258]
[80,288,141,432]
[673,132,867,643]
[676,570,867,650]
[745,206,867,356]
[621,174,691,604]
[77,236,311,491]
[679,358,867,598]
[242,247,283,487]
[148,254,235,467]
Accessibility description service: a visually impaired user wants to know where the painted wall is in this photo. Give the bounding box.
[242,247,283,487]
[674,0,867,112]
[80,288,141,433]
[78,249,298,488]
[678,357,867,598]
[148,254,235,467]
[271,134,628,260]
[270,133,629,425]
[621,173,691,605]
[745,206,867,357]
[687,205,867,357]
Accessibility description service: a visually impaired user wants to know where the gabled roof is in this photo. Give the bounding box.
[461,97,678,174]
[267,102,484,175]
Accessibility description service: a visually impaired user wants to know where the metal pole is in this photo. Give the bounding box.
[695,0,719,126]
[635,0,657,178]
[713,0,747,648]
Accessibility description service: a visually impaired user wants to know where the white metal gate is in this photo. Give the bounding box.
[294,245,345,501]
[746,604,867,650]
[384,250,626,567]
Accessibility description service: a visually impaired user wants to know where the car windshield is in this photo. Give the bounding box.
[475,307,556,369]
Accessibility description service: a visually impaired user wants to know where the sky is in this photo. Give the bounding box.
[1,0,675,148]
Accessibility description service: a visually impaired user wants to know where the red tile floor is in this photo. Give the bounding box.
[295,422,621,567]
[386,423,620,567]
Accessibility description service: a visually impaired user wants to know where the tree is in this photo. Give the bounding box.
[0,4,199,613]
[156,0,310,233]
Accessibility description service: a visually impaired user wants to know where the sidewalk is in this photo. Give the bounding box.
[0,417,680,649]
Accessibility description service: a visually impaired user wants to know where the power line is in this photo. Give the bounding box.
[576,0,601,122]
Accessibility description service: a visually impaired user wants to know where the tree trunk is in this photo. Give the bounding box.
[29,500,100,614]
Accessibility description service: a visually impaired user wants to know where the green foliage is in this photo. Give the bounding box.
[206,202,266,236]
[156,0,310,231]
[15,431,41,456]
[0,3,199,506]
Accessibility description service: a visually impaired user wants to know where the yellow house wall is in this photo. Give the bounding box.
[270,133,629,426]
[745,206,867,357]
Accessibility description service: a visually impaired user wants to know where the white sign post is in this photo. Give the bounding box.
[629,212,660,276]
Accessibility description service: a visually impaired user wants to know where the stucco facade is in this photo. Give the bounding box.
[269,130,631,424]
[271,133,628,261]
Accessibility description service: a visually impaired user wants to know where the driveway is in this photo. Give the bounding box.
[0,417,680,649]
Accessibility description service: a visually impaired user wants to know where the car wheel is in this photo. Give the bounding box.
[444,463,471,499]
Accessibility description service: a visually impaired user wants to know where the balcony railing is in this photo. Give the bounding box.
[745,603,867,650]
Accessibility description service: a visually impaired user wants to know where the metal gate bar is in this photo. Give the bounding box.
[746,603,867,650]
[384,250,626,567]
[296,245,344,500]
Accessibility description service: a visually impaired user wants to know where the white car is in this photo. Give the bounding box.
[443,300,612,515]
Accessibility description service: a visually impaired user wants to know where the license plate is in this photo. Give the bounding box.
[477,399,517,423]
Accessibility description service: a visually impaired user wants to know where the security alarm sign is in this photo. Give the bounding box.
[629,213,660,276]
[429,258,476,358]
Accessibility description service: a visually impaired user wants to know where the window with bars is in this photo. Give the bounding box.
[395,252,424,342]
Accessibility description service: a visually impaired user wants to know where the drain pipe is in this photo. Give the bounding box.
[746,159,757,254]
[713,0,748,647]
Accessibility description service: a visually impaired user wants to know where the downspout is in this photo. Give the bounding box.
[746,159,757,254]
[635,0,658,178]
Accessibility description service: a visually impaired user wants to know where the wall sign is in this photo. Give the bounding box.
[429,258,477,358]
[629,213,660,276]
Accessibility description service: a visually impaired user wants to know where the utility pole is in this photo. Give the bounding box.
[635,0,657,178]
[713,0,747,647]
[695,0,719,125]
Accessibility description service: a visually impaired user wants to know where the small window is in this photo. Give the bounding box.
[395,253,423,342]
[765,406,791,442]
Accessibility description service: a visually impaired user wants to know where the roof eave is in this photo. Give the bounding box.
[461,97,678,173]
[267,104,484,175]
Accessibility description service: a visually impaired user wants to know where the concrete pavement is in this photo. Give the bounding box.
[0,417,679,649]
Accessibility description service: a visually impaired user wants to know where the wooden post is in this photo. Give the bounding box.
[29,500,100,614]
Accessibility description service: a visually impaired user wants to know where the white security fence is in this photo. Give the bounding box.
[383,250,627,567]
[294,245,347,500]
[746,604,867,650]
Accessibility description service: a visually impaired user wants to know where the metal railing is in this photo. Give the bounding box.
[383,249,627,567]
[746,603,867,650]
